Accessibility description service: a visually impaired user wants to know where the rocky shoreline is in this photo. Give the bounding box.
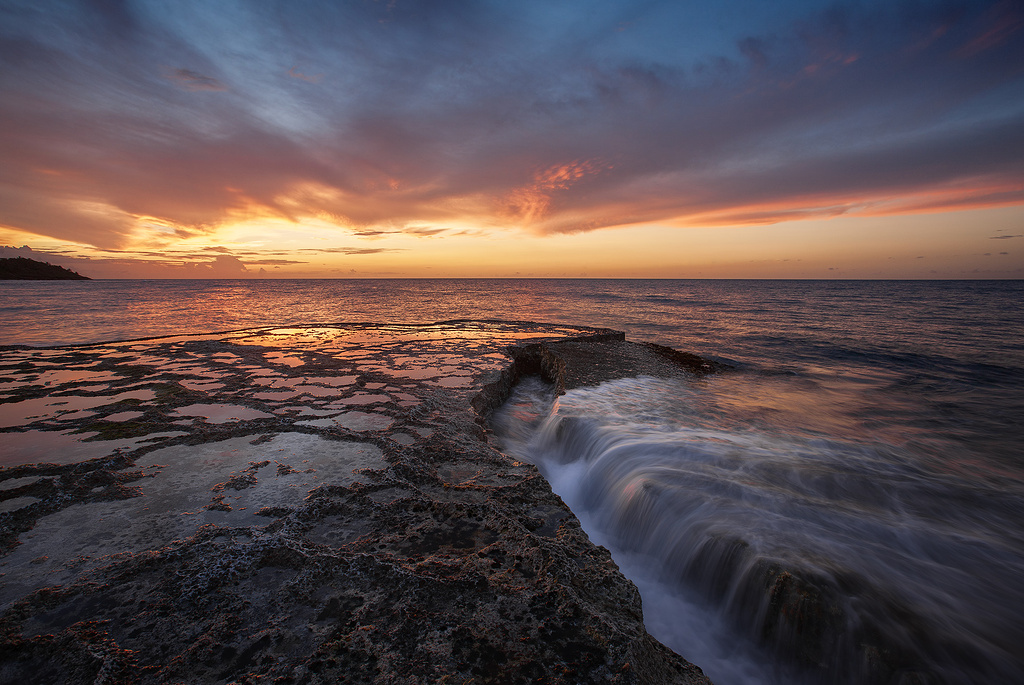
[0,322,717,683]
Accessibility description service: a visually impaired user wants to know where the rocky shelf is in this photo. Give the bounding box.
[0,321,718,684]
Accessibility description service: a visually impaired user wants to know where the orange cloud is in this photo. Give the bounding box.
[679,180,1024,227]
[503,160,611,225]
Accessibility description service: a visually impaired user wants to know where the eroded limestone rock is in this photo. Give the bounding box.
[0,322,715,684]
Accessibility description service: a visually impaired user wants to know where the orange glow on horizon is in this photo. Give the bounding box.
[4,201,1021,280]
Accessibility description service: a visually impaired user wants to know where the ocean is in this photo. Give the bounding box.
[2,278,1023,684]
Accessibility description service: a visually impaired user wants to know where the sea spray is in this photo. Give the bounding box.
[493,376,1024,685]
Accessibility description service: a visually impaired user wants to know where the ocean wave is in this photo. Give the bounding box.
[494,376,1024,685]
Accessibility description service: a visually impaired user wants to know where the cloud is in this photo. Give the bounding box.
[288,66,323,84]
[955,0,1024,57]
[350,229,396,238]
[165,68,227,92]
[503,160,612,226]
[295,247,399,255]
[990,234,1023,239]
[403,226,449,236]
[189,254,247,273]
[0,0,1021,250]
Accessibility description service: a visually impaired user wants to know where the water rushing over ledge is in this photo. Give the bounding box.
[493,375,1024,685]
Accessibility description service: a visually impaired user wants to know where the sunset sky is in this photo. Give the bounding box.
[1,0,1022,278]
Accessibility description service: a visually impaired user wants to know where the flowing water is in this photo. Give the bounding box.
[2,279,1022,683]
[493,374,1023,684]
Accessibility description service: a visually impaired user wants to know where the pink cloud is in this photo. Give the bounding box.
[164,68,228,92]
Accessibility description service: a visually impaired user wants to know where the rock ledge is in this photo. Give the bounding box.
[0,322,715,684]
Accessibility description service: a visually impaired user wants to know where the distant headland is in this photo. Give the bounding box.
[0,256,89,280]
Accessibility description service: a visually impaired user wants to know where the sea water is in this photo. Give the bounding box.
[2,279,1023,683]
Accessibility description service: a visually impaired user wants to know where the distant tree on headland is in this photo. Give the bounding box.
[0,257,90,280]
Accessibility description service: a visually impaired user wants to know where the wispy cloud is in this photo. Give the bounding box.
[165,68,227,92]
[287,66,323,84]
[295,247,400,255]
[504,160,612,227]
[403,226,449,236]
[955,0,1024,57]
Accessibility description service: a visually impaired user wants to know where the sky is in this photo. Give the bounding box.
[1,0,1022,279]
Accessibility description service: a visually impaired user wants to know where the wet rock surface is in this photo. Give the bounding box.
[0,321,714,684]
